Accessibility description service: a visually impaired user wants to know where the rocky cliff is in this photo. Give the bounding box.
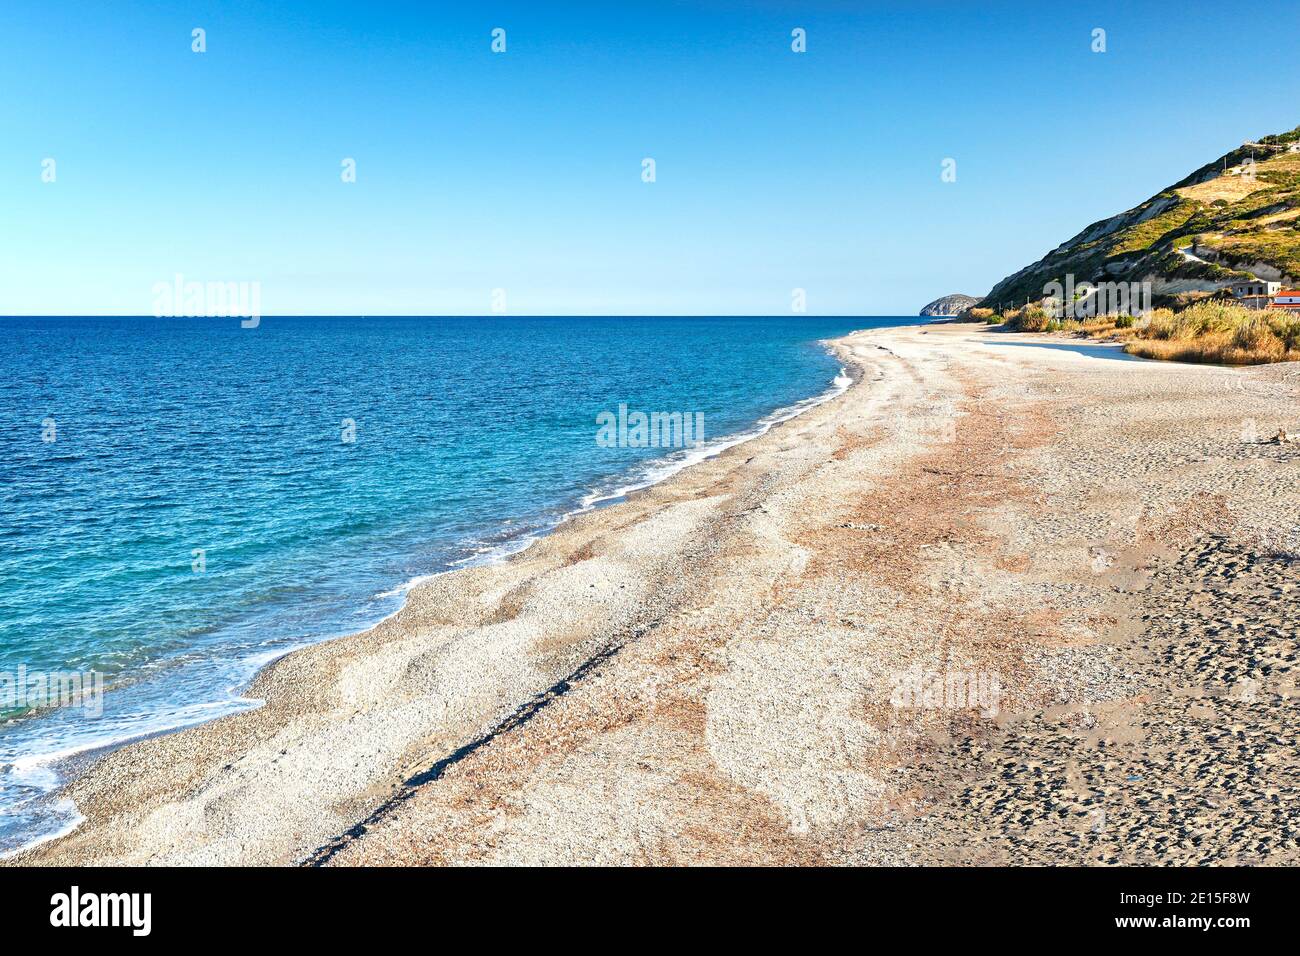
[919,294,980,316]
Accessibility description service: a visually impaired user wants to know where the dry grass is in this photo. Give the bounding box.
[1080,316,1121,333]
[1124,300,1300,365]
[1175,167,1268,204]
[1006,303,1049,332]
[1001,296,1300,365]
[963,307,1006,326]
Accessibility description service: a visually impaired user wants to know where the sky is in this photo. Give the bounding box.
[3,0,1299,316]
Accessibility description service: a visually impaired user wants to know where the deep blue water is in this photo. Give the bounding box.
[0,314,920,853]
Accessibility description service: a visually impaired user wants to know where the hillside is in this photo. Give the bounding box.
[982,125,1300,310]
[919,293,979,316]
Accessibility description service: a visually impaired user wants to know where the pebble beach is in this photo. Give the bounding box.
[12,321,1298,866]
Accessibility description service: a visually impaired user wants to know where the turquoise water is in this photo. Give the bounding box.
[0,315,920,853]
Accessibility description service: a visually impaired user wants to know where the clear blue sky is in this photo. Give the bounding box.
[3,0,1298,316]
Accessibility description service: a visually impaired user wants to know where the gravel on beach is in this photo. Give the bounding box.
[12,322,1298,866]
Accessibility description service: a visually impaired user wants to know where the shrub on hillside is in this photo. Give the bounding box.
[1126,299,1300,364]
[1143,301,1250,340]
[1268,313,1300,352]
[1227,317,1286,362]
[1015,304,1050,332]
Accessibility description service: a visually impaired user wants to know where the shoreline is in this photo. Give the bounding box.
[0,330,872,861]
[12,320,1298,866]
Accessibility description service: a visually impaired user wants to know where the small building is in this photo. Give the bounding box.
[1268,290,1300,310]
[1238,295,1274,311]
[1230,279,1281,298]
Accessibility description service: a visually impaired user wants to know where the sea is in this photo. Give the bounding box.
[0,314,923,854]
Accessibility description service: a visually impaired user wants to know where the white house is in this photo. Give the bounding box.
[1269,290,1300,311]
[1230,279,1281,298]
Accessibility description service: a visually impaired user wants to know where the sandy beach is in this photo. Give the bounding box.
[12,321,1299,866]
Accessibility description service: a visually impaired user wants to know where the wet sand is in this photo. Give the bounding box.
[12,322,1299,866]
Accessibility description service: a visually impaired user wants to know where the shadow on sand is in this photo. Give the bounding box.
[978,339,1150,363]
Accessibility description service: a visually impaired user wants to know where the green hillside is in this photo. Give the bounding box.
[981,126,1300,309]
